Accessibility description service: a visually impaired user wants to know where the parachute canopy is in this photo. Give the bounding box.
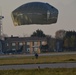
[11,2,59,26]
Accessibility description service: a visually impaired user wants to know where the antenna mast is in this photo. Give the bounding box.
[0,7,4,40]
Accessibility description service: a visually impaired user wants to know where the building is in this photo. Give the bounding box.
[55,39,63,52]
[0,40,3,54]
[2,37,47,54]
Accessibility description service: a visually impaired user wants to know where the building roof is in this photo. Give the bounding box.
[4,37,47,42]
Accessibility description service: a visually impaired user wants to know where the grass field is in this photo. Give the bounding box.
[0,54,76,65]
[0,68,76,75]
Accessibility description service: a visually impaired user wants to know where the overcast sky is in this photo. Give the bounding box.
[0,0,76,37]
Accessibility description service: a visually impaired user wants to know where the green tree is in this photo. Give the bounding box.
[31,29,46,37]
[63,30,76,51]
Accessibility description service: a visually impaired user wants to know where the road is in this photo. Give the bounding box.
[0,52,76,70]
[0,52,76,58]
[0,63,76,70]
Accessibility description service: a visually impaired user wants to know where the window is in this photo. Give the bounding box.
[34,42,38,45]
[27,42,30,45]
[34,48,38,52]
[27,48,30,52]
[12,43,16,46]
[11,43,16,51]
[19,42,23,46]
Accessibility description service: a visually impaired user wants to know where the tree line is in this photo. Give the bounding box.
[63,31,76,51]
[31,29,76,52]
